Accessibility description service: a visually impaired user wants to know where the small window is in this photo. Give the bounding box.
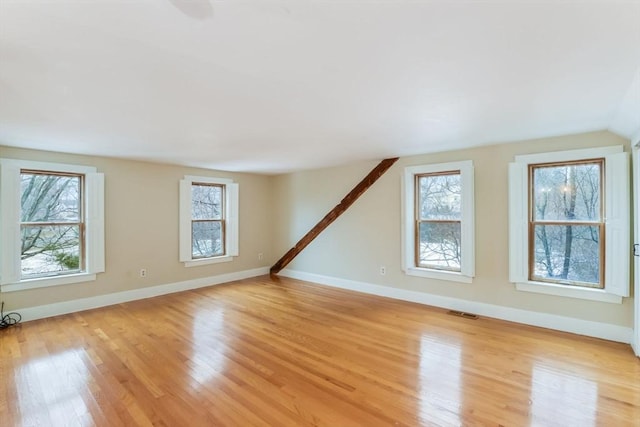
[529,160,604,288]
[191,183,225,259]
[403,161,474,283]
[415,171,462,272]
[179,176,239,267]
[20,170,85,279]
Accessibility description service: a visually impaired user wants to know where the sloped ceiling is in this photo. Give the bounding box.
[1,0,639,174]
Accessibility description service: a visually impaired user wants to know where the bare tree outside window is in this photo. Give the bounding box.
[416,171,461,271]
[191,183,224,258]
[530,160,603,288]
[20,171,83,278]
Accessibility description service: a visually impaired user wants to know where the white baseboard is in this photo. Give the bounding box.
[17,267,270,322]
[280,269,633,344]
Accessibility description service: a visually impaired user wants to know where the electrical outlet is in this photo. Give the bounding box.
[139,268,147,278]
[258,252,264,261]
[380,266,386,276]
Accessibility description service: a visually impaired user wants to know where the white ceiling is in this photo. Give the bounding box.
[1,0,639,174]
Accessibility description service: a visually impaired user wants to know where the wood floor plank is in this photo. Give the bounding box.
[1,275,639,426]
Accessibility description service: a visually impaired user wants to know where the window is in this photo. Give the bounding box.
[529,160,604,288]
[191,183,225,259]
[509,146,629,303]
[179,176,238,266]
[416,171,462,271]
[0,159,105,292]
[20,170,84,278]
[403,161,474,283]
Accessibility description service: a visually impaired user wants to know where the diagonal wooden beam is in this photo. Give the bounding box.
[270,157,399,275]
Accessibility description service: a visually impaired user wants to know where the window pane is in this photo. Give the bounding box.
[21,173,81,222]
[192,184,222,220]
[192,221,223,258]
[532,225,600,286]
[532,162,601,221]
[21,225,80,278]
[418,222,461,271]
[419,173,461,220]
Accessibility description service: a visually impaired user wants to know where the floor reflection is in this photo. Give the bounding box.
[418,335,462,425]
[530,364,598,426]
[15,348,90,425]
[189,308,227,388]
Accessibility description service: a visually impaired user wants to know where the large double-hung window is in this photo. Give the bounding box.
[509,146,629,303]
[0,159,105,291]
[20,170,85,278]
[528,159,604,287]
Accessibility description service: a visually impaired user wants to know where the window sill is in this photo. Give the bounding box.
[515,281,622,304]
[405,267,473,284]
[184,256,234,268]
[0,273,97,293]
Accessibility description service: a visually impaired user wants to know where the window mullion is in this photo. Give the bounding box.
[21,221,82,227]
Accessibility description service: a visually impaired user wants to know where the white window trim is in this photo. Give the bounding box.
[179,175,239,267]
[402,160,475,283]
[0,159,105,292]
[508,145,629,304]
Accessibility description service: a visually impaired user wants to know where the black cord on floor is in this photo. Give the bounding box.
[0,301,21,330]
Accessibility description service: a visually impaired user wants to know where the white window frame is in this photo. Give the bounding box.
[179,175,239,267]
[402,160,475,283]
[0,159,105,292]
[509,146,629,304]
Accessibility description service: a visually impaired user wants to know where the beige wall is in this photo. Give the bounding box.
[1,130,634,328]
[272,130,634,327]
[0,146,273,310]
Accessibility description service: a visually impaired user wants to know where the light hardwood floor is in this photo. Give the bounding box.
[1,275,639,426]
